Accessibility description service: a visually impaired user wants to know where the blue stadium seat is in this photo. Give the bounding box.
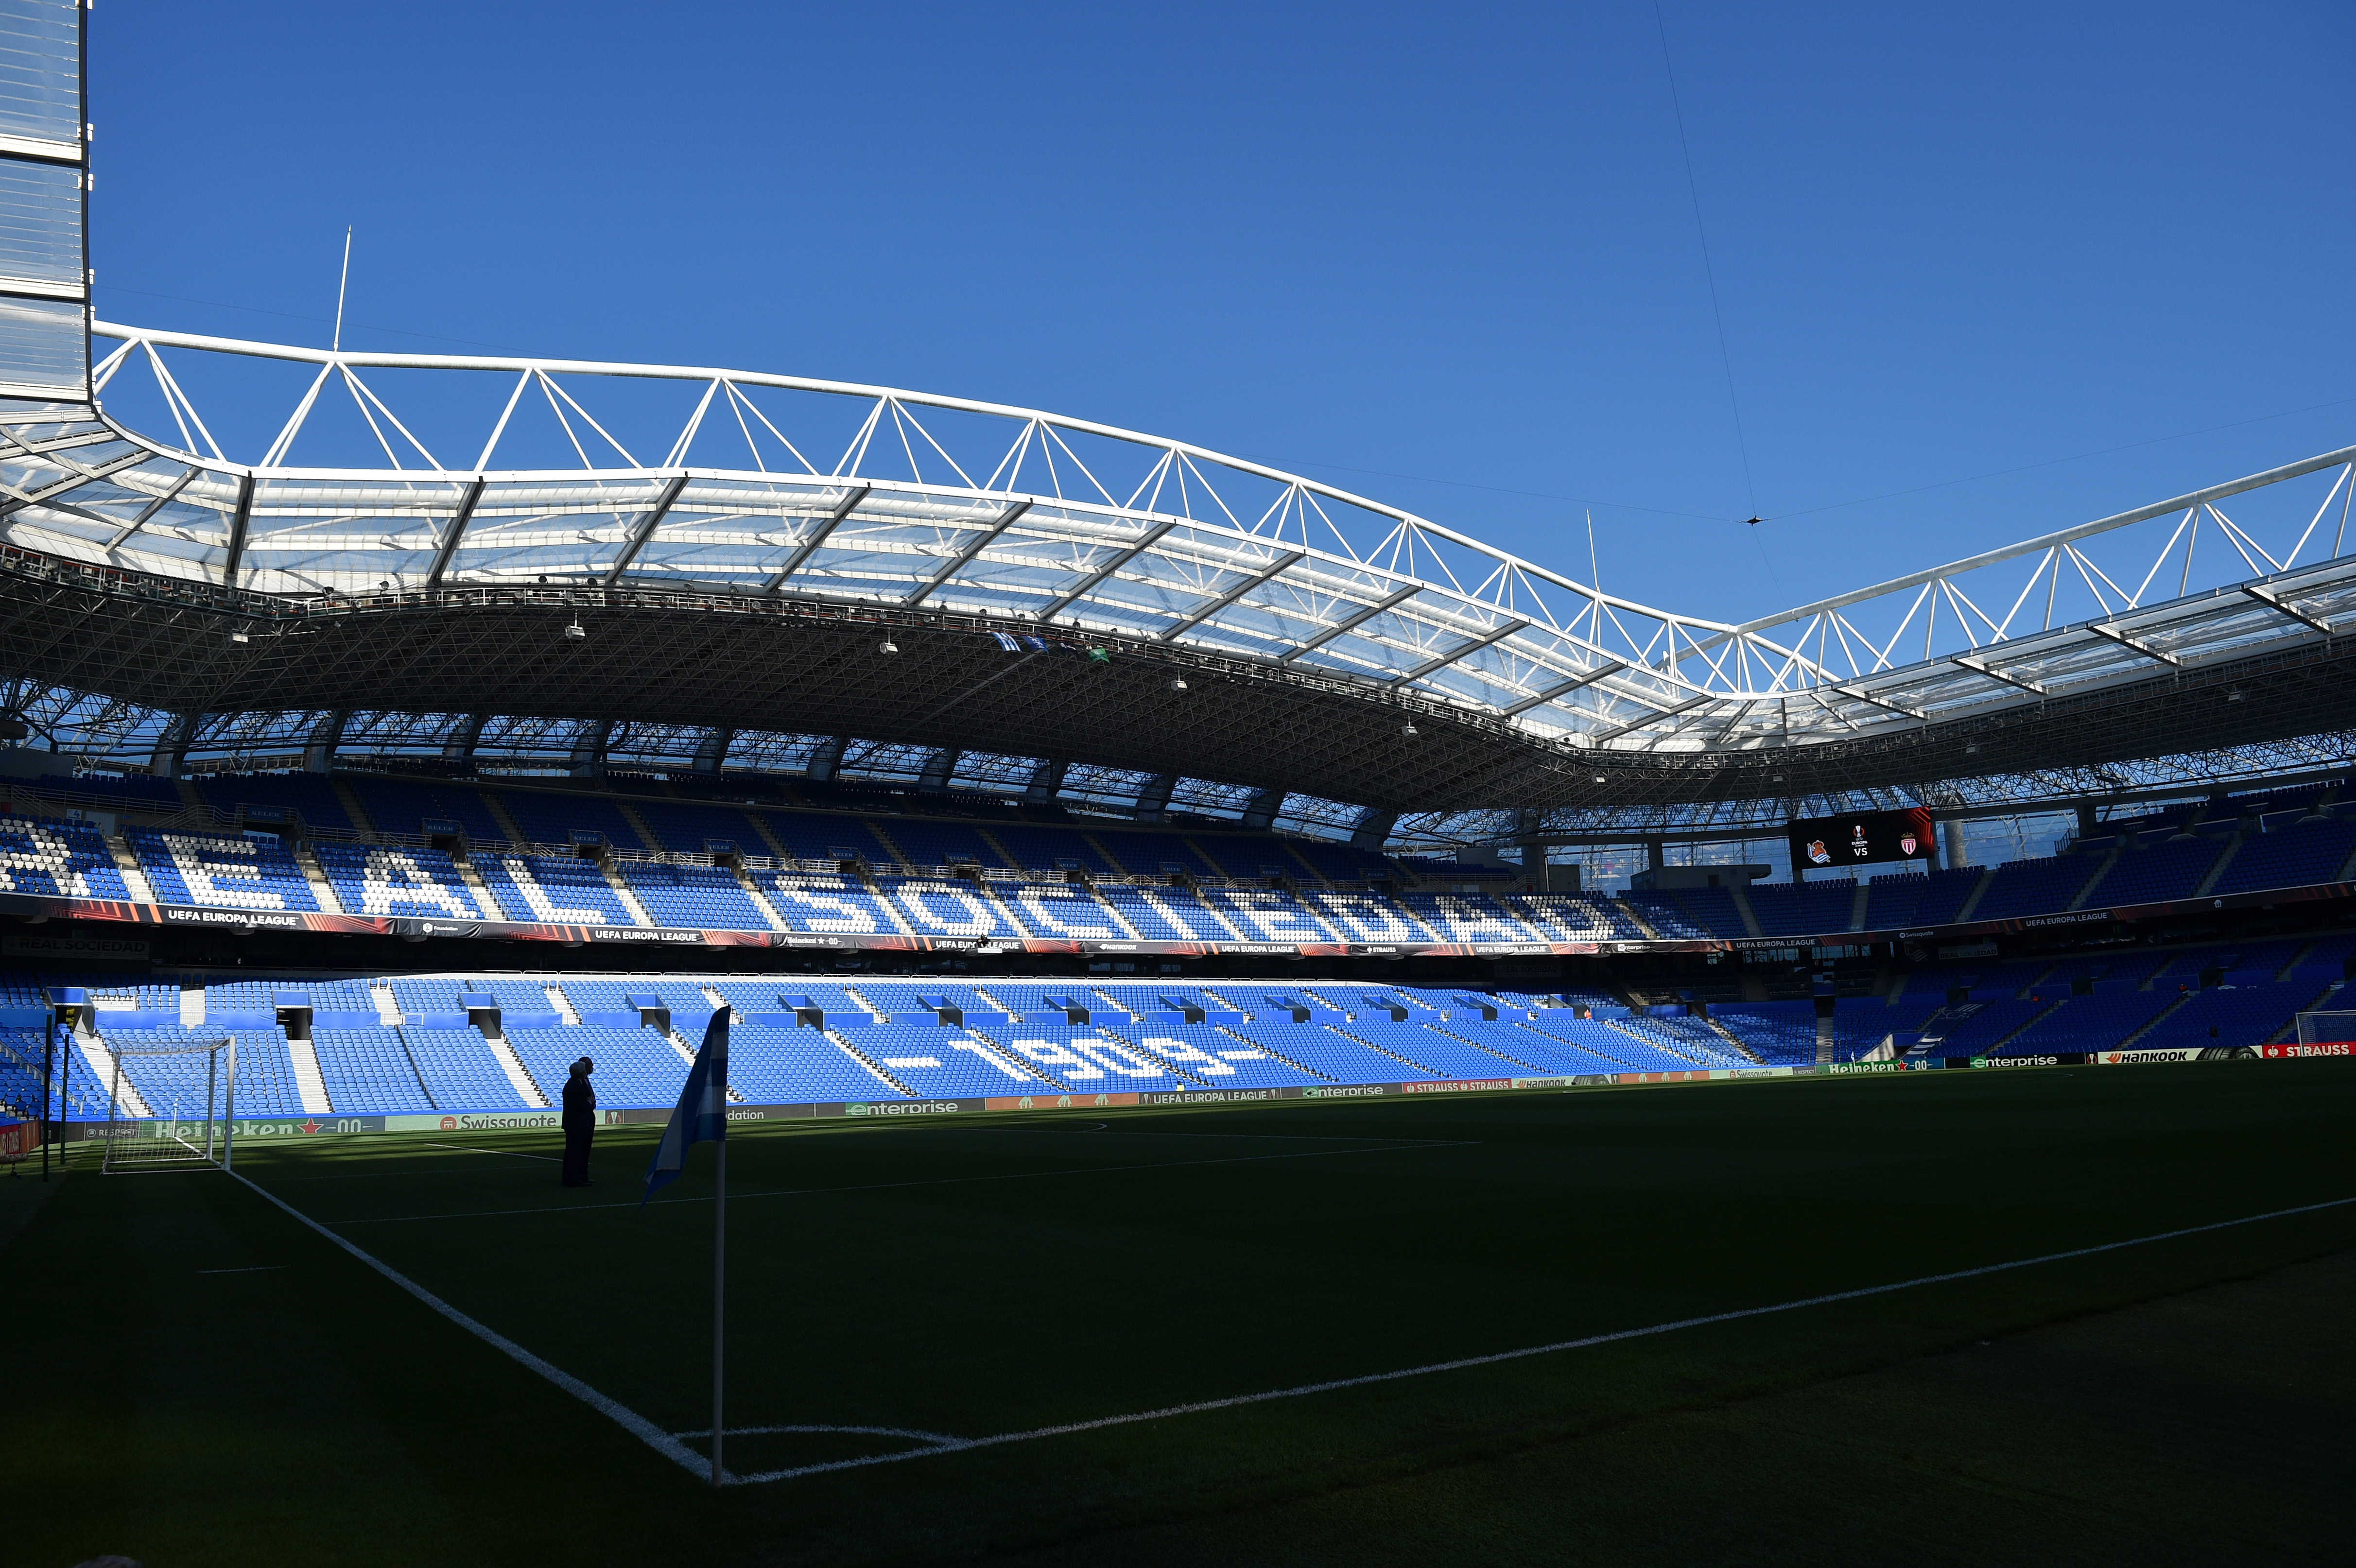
[312,843,487,919]
[342,775,508,844]
[310,1027,430,1113]
[195,772,353,831]
[1304,889,1439,943]
[1398,892,1541,943]
[474,852,636,925]
[1969,856,2103,921]
[615,861,770,930]
[129,829,318,912]
[997,881,1127,940]
[1201,886,1344,944]
[491,790,648,851]
[0,815,131,899]
[879,877,1023,939]
[1743,879,1858,937]
[630,800,764,856]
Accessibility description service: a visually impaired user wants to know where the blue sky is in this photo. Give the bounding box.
[86,1,2356,627]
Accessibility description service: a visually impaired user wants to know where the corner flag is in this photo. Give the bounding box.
[641,1008,728,1206]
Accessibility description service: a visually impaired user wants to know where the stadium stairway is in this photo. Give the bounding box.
[104,835,157,903]
[595,855,658,927]
[83,1035,152,1115]
[608,798,666,855]
[728,865,790,930]
[2194,832,2246,896]
[282,1033,333,1114]
[292,843,343,913]
[1699,1011,1764,1063]
[481,1029,549,1106]
[478,792,531,846]
[2063,843,2125,911]
[447,855,504,920]
[1949,866,1998,922]
[825,1030,916,1097]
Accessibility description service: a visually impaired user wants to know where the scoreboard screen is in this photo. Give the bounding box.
[1788,807,1935,870]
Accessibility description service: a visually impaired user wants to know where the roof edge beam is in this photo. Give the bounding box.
[762,484,870,593]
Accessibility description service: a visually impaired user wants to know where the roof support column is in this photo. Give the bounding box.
[221,475,256,586]
[918,748,959,793]
[150,711,200,779]
[692,727,734,775]
[1239,787,1283,831]
[303,710,347,774]
[805,735,846,783]
[1350,808,1397,851]
[1134,773,1176,822]
[444,713,486,767]
[569,719,612,779]
[1025,758,1067,803]
[1515,807,1549,892]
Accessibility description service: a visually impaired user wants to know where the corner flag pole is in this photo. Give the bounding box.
[640,1008,729,1487]
[712,1118,726,1488]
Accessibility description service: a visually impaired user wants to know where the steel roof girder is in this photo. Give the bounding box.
[2087,619,2182,667]
[1158,549,1308,641]
[1949,652,2048,695]
[904,498,1034,606]
[1388,617,1530,687]
[2240,581,2334,635]
[761,483,870,592]
[1277,583,1422,664]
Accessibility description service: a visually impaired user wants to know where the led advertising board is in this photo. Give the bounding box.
[1788,807,1935,871]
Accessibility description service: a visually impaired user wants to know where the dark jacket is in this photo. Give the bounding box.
[562,1073,596,1128]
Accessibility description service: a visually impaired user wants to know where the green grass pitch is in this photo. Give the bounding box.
[9,1063,2354,1566]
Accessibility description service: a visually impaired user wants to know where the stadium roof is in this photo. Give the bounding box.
[1,323,2354,828]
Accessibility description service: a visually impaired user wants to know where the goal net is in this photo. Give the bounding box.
[2292,1010,2356,1049]
[103,1034,237,1173]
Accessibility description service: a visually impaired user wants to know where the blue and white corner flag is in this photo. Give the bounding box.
[641,1009,728,1206]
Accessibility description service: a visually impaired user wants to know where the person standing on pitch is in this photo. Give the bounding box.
[561,1056,597,1187]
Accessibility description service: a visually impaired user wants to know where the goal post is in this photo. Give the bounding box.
[2292,1010,2356,1048]
[102,1035,237,1174]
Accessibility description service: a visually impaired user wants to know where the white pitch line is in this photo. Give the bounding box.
[671,1423,964,1446]
[723,1193,2356,1485]
[330,1141,1474,1228]
[227,1170,710,1482]
[416,1139,561,1162]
